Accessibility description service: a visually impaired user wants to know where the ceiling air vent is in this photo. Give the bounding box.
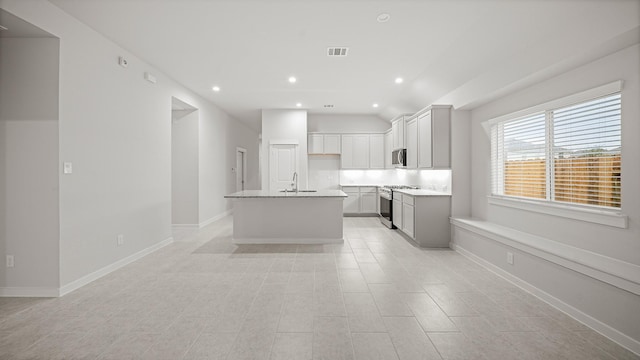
[327,47,348,57]
[323,104,334,108]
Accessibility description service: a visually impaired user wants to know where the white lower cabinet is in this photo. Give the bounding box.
[402,196,414,238]
[392,195,403,228]
[342,186,378,215]
[342,187,360,214]
[360,187,378,213]
[394,192,451,247]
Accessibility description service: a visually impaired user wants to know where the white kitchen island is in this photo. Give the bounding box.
[224,190,347,244]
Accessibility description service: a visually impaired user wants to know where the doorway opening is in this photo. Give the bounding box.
[171,97,199,235]
[236,147,247,192]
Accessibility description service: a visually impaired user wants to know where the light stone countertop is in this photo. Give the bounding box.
[225,190,347,198]
[393,189,451,197]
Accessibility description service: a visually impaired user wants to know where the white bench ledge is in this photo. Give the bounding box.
[450,217,640,296]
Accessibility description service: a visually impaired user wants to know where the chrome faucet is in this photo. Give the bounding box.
[292,172,298,192]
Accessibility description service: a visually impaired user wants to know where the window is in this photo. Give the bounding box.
[491,93,621,210]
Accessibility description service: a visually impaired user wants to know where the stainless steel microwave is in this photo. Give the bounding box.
[392,149,407,167]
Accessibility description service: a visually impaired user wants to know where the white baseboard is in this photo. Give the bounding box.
[0,286,60,297]
[59,236,174,297]
[452,242,640,356]
[172,224,199,230]
[199,209,232,228]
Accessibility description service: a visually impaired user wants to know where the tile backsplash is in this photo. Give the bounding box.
[339,169,452,193]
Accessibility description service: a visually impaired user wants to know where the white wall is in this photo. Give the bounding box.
[0,37,60,293]
[261,110,308,190]
[471,44,640,265]
[171,110,199,225]
[307,114,390,133]
[450,110,471,218]
[459,44,640,349]
[1,1,259,290]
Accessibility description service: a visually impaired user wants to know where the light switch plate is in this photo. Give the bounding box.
[63,162,73,174]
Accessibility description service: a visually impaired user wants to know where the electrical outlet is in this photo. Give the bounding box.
[117,235,124,246]
[6,255,14,268]
[118,56,128,68]
[507,252,514,265]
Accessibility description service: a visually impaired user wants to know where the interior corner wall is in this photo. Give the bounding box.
[1,1,259,289]
[450,109,471,218]
[0,37,60,291]
[261,110,308,190]
[171,110,199,225]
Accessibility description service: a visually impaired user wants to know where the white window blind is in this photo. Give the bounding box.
[552,94,621,208]
[490,92,622,210]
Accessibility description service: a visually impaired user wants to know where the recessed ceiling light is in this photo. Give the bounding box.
[395,77,403,84]
[296,103,302,107]
[373,103,379,108]
[288,76,297,83]
[212,86,221,92]
[377,13,390,23]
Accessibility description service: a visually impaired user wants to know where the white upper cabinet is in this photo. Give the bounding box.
[384,130,392,169]
[406,117,418,169]
[416,105,451,168]
[308,133,341,154]
[392,116,406,150]
[369,134,384,169]
[417,112,433,168]
[308,134,324,154]
[341,134,370,169]
[323,134,341,154]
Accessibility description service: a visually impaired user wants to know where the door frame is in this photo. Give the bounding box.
[268,139,299,191]
[236,147,247,192]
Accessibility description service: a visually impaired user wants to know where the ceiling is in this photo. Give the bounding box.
[35,1,640,128]
[0,8,56,38]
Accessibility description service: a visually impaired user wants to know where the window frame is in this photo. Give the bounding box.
[482,81,627,228]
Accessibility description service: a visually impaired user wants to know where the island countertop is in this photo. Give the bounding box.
[224,190,348,198]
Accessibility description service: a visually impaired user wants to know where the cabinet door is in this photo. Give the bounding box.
[418,112,432,168]
[361,193,377,213]
[392,198,402,228]
[406,119,418,168]
[432,108,451,168]
[341,135,354,168]
[343,188,360,213]
[352,135,370,168]
[324,134,341,154]
[308,134,324,154]
[384,131,392,168]
[392,121,399,150]
[369,134,384,169]
[397,119,405,149]
[402,203,414,238]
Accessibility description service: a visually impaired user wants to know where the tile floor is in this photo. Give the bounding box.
[0,216,637,360]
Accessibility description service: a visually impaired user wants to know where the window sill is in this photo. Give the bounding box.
[488,196,628,229]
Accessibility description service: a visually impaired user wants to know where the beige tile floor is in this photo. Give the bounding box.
[1,216,638,360]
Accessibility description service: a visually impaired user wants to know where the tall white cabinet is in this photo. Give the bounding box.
[415,105,451,169]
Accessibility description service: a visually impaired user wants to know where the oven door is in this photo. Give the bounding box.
[379,192,393,228]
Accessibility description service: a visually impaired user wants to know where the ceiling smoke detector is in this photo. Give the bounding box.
[327,47,348,57]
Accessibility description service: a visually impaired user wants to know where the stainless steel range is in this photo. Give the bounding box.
[378,185,419,228]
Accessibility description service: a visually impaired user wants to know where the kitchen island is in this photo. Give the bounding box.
[224,190,348,244]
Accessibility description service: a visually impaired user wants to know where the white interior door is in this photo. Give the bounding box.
[236,148,246,192]
[269,144,297,191]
